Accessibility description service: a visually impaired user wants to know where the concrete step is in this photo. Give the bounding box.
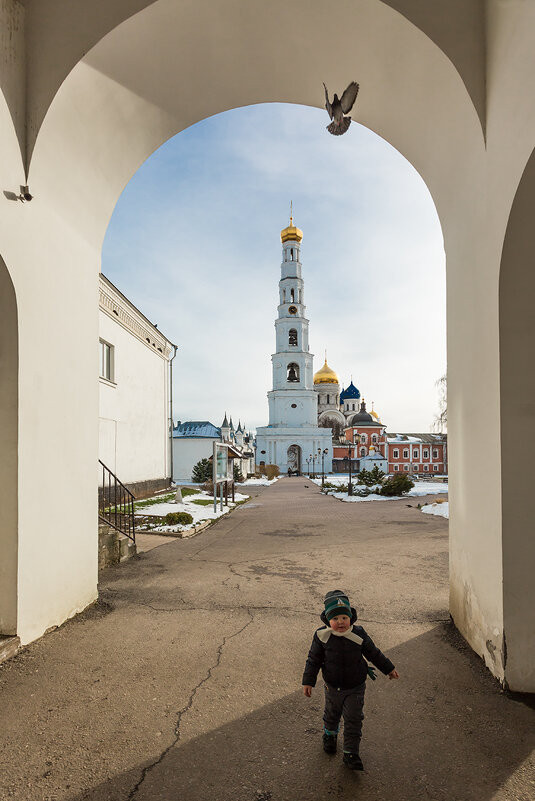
[0,635,21,665]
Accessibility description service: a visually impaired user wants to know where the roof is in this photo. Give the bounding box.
[386,433,447,444]
[173,421,221,439]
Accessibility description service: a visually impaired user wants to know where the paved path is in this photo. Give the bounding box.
[1,478,533,801]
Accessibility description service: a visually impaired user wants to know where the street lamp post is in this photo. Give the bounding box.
[306,457,310,476]
[320,447,328,488]
[311,453,317,478]
[348,439,353,496]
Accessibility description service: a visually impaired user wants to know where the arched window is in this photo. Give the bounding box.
[288,328,298,346]
[290,248,294,260]
[372,434,378,444]
[352,403,355,411]
[360,447,366,457]
[327,394,330,404]
[290,288,295,302]
[287,362,299,382]
[360,434,367,444]
[282,288,286,303]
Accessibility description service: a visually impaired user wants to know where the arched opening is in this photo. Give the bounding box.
[287,444,301,474]
[0,256,18,637]
[11,0,534,693]
[498,145,535,690]
[288,328,297,346]
[287,362,299,383]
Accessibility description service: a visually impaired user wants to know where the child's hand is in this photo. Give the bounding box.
[388,669,399,680]
[303,685,313,697]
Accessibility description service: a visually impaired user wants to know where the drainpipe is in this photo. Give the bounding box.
[169,345,178,484]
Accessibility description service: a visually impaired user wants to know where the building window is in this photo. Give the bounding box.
[433,449,439,459]
[287,362,299,382]
[424,464,429,471]
[290,248,294,260]
[290,288,295,302]
[403,449,409,459]
[393,464,399,471]
[393,449,399,458]
[288,328,298,346]
[352,403,355,411]
[360,434,366,444]
[372,434,377,444]
[282,289,286,302]
[360,447,366,457]
[433,465,439,471]
[413,465,419,472]
[413,450,419,459]
[404,464,409,471]
[423,449,429,458]
[99,339,114,382]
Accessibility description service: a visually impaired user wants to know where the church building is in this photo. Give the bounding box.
[256,217,332,474]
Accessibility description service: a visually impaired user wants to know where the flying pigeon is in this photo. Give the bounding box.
[323,81,359,135]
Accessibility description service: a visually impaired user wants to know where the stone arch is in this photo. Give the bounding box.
[498,145,535,691]
[0,255,18,636]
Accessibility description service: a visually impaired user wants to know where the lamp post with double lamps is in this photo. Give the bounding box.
[310,452,317,478]
[347,438,354,496]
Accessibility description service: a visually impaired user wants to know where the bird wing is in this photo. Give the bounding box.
[323,82,333,119]
[340,81,359,114]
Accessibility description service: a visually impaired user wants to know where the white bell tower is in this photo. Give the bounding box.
[256,214,333,474]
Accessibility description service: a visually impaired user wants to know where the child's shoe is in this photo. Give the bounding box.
[343,752,363,770]
[322,733,337,754]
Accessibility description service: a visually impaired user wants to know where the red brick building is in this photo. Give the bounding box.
[332,400,447,475]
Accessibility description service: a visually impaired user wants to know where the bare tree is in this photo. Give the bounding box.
[433,374,447,433]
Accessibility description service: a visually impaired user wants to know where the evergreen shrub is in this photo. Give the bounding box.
[380,474,414,496]
[192,458,212,483]
[165,511,193,525]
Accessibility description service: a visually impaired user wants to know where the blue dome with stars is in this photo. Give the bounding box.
[340,381,360,402]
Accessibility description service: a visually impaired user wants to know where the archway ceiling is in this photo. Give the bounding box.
[28,0,484,250]
[13,0,485,169]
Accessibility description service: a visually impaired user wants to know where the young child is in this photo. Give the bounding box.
[302,589,399,770]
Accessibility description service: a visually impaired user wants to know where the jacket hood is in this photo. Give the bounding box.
[320,607,358,626]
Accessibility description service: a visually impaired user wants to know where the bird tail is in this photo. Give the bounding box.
[327,116,352,136]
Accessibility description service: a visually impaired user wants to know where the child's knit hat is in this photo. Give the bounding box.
[324,589,352,620]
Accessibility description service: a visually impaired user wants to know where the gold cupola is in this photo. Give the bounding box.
[281,214,303,243]
[313,358,340,385]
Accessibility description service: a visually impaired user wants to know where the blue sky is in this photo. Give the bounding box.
[102,103,446,433]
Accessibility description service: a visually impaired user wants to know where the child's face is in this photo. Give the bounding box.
[329,614,350,632]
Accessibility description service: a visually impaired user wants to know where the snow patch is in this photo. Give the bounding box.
[421,502,449,519]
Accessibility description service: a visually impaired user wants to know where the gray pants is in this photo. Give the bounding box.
[323,681,366,753]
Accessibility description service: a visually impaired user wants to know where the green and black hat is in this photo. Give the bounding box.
[324,590,352,620]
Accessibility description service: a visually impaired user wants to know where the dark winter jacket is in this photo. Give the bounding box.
[302,607,395,690]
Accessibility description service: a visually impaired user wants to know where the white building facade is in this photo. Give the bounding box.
[99,275,177,495]
[256,219,332,474]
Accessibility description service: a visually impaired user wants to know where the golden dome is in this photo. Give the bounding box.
[313,359,339,385]
[281,215,303,243]
[370,403,381,422]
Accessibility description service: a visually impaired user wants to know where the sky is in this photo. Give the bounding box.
[102,103,446,433]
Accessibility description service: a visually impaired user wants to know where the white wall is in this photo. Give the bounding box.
[99,309,171,485]
[172,438,218,482]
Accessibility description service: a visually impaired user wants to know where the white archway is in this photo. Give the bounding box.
[1,0,535,689]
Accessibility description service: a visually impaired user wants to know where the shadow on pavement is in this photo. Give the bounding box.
[67,624,535,801]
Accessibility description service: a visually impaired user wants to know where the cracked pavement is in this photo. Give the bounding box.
[1,477,534,801]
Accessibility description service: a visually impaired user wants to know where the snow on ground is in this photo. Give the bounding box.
[135,491,249,536]
[421,501,449,519]
[240,476,279,486]
[312,477,448,503]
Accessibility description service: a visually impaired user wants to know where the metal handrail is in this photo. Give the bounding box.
[98,460,136,542]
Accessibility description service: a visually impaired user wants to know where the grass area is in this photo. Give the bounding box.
[191,498,215,506]
[133,487,198,510]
